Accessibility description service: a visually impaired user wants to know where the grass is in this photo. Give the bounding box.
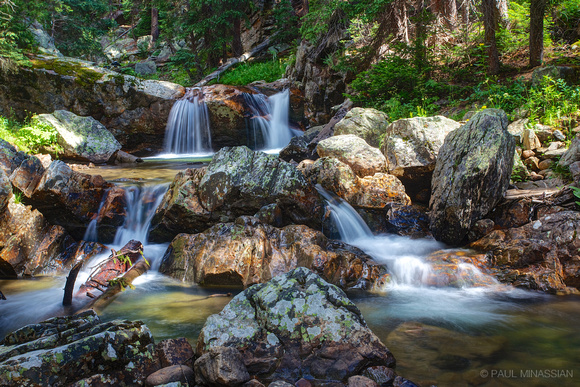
[211,60,287,86]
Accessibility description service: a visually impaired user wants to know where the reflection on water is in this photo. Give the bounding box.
[82,156,211,184]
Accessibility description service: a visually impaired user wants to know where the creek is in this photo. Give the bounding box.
[1,94,579,386]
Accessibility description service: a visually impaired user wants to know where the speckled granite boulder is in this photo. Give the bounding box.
[429,109,515,245]
[0,310,158,386]
[316,135,387,177]
[196,267,395,384]
[36,110,121,163]
[333,108,389,148]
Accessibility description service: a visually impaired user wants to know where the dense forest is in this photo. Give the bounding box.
[1,0,579,121]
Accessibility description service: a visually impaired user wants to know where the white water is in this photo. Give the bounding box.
[163,89,212,155]
[244,90,295,151]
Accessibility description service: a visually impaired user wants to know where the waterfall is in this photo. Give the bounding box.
[244,89,294,151]
[164,88,212,155]
[316,185,372,243]
[113,184,168,246]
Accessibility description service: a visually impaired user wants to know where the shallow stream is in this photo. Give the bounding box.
[1,157,579,387]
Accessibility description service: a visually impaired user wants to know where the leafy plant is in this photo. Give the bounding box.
[570,186,580,207]
[213,59,286,86]
[0,114,62,155]
[107,277,135,291]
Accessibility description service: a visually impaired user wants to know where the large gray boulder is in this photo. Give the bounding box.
[317,135,387,177]
[429,109,515,245]
[334,108,389,148]
[381,116,460,199]
[149,146,324,242]
[559,135,580,167]
[196,267,396,384]
[35,110,121,163]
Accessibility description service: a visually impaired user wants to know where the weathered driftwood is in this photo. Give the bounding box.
[63,260,84,306]
[76,240,144,301]
[77,257,150,314]
[194,37,272,87]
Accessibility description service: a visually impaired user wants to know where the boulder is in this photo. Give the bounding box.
[0,56,184,154]
[149,147,324,242]
[35,110,121,163]
[8,155,45,197]
[146,365,195,387]
[155,337,195,368]
[194,347,249,386]
[334,108,389,148]
[28,21,63,57]
[159,216,385,290]
[0,139,29,176]
[429,109,515,245]
[25,160,114,239]
[279,125,323,163]
[0,310,159,386]
[196,267,396,384]
[559,135,580,167]
[135,61,157,75]
[300,157,410,209]
[0,169,10,213]
[470,211,580,293]
[522,128,542,150]
[0,197,105,277]
[317,135,387,177]
[507,118,528,144]
[381,116,460,199]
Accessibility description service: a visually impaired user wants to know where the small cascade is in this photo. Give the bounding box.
[164,88,212,154]
[83,196,106,242]
[113,184,168,246]
[244,89,294,151]
[316,185,372,243]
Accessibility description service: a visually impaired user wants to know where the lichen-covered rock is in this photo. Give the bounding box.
[470,211,580,293]
[429,109,515,245]
[25,160,114,239]
[35,110,121,163]
[300,157,410,209]
[159,216,385,290]
[197,267,396,384]
[317,135,387,177]
[149,147,324,242]
[334,108,389,148]
[381,116,460,199]
[155,337,195,368]
[0,310,159,386]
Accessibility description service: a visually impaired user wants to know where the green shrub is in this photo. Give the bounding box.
[0,115,61,154]
[212,59,286,86]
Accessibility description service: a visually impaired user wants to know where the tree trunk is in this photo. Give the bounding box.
[445,0,458,29]
[529,0,546,67]
[482,0,500,75]
[151,6,159,44]
[232,17,243,57]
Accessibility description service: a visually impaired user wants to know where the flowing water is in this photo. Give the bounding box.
[244,90,296,152]
[1,166,579,386]
[163,88,213,156]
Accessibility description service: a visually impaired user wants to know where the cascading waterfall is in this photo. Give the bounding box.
[316,185,499,288]
[244,89,294,151]
[164,88,212,155]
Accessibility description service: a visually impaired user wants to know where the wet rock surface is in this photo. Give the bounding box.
[0,310,159,386]
[159,216,385,290]
[429,109,515,245]
[470,210,580,293]
[196,267,396,384]
[149,146,324,242]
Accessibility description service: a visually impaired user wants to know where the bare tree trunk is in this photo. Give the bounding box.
[151,6,159,44]
[482,0,500,75]
[446,0,458,29]
[232,17,243,57]
[529,0,546,67]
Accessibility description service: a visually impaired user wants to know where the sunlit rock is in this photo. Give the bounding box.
[334,107,389,148]
[316,134,387,177]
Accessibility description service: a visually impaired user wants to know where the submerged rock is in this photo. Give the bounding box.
[0,310,158,386]
[470,211,580,293]
[149,147,324,242]
[429,109,515,245]
[334,107,389,148]
[381,116,460,201]
[196,267,396,384]
[159,216,385,290]
[317,135,387,177]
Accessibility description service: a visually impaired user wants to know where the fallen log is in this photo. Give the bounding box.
[63,259,84,306]
[194,37,272,87]
[76,240,143,301]
[0,289,5,300]
[77,257,150,314]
